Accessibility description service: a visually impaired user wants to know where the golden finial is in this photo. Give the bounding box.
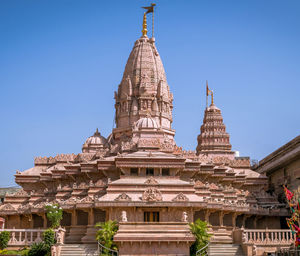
[142,12,148,37]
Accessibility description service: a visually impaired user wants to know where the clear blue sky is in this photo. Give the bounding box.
[0,0,299,187]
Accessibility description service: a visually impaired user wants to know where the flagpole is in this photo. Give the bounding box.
[152,4,155,38]
[206,80,208,109]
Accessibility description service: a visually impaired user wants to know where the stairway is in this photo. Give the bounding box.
[208,243,244,256]
[60,244,98,256]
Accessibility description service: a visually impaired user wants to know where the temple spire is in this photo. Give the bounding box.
[196,89,233,156]
[142,13,148,37]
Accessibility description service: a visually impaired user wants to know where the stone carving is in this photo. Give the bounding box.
[9,189,29,197]
[144,176,158,185]
[121,211,127,222]
[18,204,31,213]
[142,187,162,202]
[78,182,88,189]
[80,196,94,203]
[32,202,46,209]
[63,197,80,205]
[181,211,188,222]
[194,180,205,188]
[172,193,189,202]
[138,138,160,148]
[209,183,219,190]
[115,193,132,201]
[56,227,66,244]
[121,139,137,151]
[89,180,94,187]
[95,179,105,186]
[160,135,175,151]
[0,203,15,211]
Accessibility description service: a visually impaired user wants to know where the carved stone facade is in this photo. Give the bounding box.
[0,14,291,256]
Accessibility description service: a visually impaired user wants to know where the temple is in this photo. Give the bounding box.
[0,10,292,256]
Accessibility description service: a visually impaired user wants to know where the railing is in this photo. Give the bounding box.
[196,243,208,256]
[242,229,295,245]
[0,227,65,247]
[98,241,118,256]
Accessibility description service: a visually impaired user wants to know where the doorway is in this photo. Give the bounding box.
[144,211,159,222]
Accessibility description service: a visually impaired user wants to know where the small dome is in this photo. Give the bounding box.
[82,129,107,153]
[135,116,159,129]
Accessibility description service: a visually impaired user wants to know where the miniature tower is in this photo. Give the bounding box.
[196,87,234,157]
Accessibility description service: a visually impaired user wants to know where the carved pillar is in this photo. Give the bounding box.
[109,207,112,220]
[242,215,247,228]
[43,213,47,228]
[232,213,238,229]
[88,209,94,225]
[30,214,33,229]
[71,210,77,226]
[220,211,224,227]
[205,210,210,223]
[254,216,258,229]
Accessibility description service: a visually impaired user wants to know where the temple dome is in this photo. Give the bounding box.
[82,129,107,153]
[135,116,159,129]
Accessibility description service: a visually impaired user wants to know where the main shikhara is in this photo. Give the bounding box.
[0,10,290,256]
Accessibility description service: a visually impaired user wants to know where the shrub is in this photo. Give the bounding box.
[0,231,10,250]
[95,220,118,254]
[28,242,49,256]
[44,203,63,229]
[43,229,56,248]
[189,219,211,256]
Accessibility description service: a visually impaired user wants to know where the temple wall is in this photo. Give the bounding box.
[6,215,20,228]
[20,215,31,229]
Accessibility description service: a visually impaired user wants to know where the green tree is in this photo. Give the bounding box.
[28,242,49,256]
[0,231,10,250]
[44,203,63,229]
[189,219,211,256]
[43,229,56,248]
[95,220,118,255]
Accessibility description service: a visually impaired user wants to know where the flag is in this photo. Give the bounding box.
[206,81,212,96]
[284,185,294,201]
[142,3,156,14]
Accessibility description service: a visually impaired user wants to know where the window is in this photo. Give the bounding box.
[162,168,169,176]
[144,212,159,222]
[130,168,138,176]
[146,168,154,176]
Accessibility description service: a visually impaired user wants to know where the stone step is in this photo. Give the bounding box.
[208,243,244,256]
[60,244,98,256]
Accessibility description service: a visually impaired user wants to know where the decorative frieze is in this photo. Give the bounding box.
[142,187,162,202]
[115,193,132,202]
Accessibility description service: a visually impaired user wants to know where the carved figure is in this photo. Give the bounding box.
[172,193,189,202]
[115,193,132,201]
[121,210,128,222]
[181,211,188,222]
[144,176,158,185]
[142,187,162,202]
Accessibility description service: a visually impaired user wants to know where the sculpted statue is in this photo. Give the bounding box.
[56,227,66,244]
[121,210,127,222]
[181,211,188,222]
